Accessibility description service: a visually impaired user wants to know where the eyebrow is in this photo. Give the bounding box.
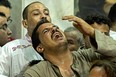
[0,12,6,17]
[42,25,59,33]
[44,8,49,12]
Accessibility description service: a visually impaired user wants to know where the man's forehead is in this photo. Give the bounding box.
[28,2,47,10]
[0,16,7,26]
[0,6,10,19]
[38,23,53,30]
[40,23,52,27]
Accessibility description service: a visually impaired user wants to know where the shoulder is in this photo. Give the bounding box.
[4,39,28,46]
[24,60,49,77]
[72,48,95,59]
[28,60,49,71]
[2,39,31,52]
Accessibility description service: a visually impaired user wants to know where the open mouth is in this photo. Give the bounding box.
[51,31,63,40]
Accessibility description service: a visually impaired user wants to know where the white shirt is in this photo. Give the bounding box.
[0,46,7,77]
[110,30,116,40]
[0,34,43,77]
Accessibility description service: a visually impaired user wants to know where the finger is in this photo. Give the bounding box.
[62,15,83,24]
[62,15,75,20]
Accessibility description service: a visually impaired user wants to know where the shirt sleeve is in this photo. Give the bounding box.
[94,29,116,57]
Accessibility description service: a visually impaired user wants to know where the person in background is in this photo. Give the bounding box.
[0,0,12,47]
[84,15,111,48]
[89,60,116,77]
[108,3,116,40]
[64,27,84,51]
[0,1,51,77]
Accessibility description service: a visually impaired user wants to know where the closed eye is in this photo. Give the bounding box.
[44,10,49,15]
[33,12,40,16]
[67,40,74,44]
[0,24,7,30]
[43,28,50,34]
[44,9,49,15]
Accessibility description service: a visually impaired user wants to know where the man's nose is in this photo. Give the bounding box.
[41,13,47,19]
[41,17,47,22]
[7,27,12,35]
[52,27,57,33]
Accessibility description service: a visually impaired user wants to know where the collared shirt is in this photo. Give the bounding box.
[23,49,102,77]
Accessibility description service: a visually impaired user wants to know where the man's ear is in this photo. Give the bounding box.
[22,20,28,28]
[36,44,44,53]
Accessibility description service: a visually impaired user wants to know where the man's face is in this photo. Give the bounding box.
[91,22,110,36]
[0,6,12,46]
[37,23,67,49]
[25,3,51,37]
[89,66,107,77]
[64,31,80,51]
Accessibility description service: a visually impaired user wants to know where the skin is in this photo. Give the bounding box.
[62,15,95,38]
[22,2,51,37]
[37,23,67,53]
[89,66,107,77]
[91,22,110,35]
[0,6,12,46]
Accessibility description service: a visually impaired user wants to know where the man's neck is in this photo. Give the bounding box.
[45,49,73,67]
[111,23,116,31]
[45,49,75,77]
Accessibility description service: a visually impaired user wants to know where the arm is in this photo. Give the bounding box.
[93,29,116,57]
[62,15,116,57]
[62,15,95,38]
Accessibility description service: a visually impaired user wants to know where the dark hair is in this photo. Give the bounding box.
[85,15,111,28]
[108,3,116,23]
[0,0,12,9]
[31,18,49,57]
[22,1,43,20]
[90,60,116,77]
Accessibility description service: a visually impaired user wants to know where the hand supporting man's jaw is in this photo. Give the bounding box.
[62,15,95,38]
